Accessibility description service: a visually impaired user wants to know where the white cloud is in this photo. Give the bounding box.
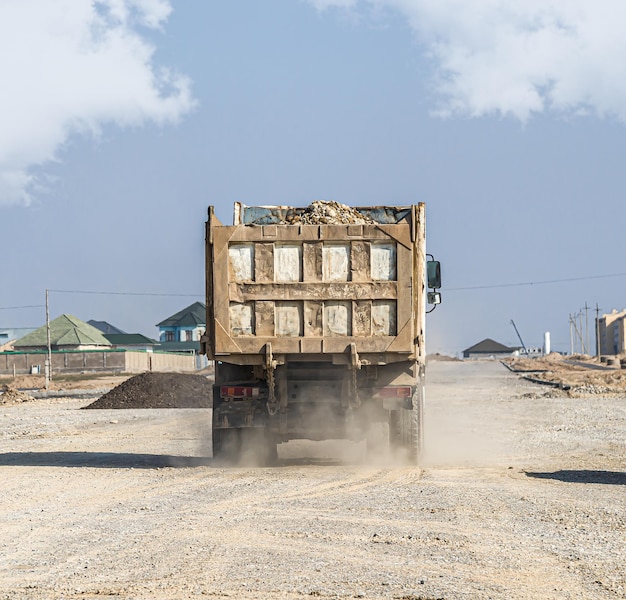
[0,0,194,206]
[309,0,626,122]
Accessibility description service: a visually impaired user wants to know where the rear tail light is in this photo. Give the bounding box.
[220,386,260,399]
[375,386,412,399]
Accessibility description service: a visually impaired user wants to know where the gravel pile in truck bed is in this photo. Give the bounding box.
[84,372,213,409]
[283,200,376,225]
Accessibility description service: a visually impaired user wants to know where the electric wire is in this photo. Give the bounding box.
[0,305,45,311]
[445,271,626,292]
[48,289,202,297]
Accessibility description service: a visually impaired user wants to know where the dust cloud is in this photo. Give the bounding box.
[421,361,520,468]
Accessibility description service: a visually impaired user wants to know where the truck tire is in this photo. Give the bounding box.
[389,386,423,465]
[408,384,424,465]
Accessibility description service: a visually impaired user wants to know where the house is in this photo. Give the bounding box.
[0,327,36,351]
[156,302,208,369]
[157,302,206,343]
[462,338,520,359]
[104,333,158,352]
[2,315,196,376]
[13,315,112,351]
[88,320,127,335]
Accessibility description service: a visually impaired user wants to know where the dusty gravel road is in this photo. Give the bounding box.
[1,360,624,600]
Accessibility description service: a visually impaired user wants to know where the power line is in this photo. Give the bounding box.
[1,290,202,312]
[48,289,202,298]
[445,271,626,292]
[0,305,45,311]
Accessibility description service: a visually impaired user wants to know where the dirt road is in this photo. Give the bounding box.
[1,360,624,599]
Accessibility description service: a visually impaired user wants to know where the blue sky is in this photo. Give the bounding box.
[2,0,626,355]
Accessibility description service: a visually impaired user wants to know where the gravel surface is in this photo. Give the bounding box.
[0,360,624,599]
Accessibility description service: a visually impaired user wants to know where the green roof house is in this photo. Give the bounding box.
[104,333,158,351]
[13,314,112,351]
[157,302,206,344]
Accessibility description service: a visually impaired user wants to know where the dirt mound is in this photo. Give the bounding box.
[0,385,35,404]
[84,372,213,409]
[504,353,626,394]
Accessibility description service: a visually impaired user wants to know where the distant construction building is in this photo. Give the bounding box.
[597,309,626,355]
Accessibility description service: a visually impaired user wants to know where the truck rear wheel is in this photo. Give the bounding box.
[407,384,424,464]
[388,386,423,465]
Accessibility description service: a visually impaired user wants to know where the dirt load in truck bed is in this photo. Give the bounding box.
[84,372,213,409]
[282,200,376,225]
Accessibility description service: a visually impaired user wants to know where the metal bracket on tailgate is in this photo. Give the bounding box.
[265,343,278,416]
[350,342,362,409]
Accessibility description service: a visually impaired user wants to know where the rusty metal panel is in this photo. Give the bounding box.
[231,281,397,302]
[235,337,300,354]
[301,338,323,353]
[324,301,351,336]
[229,303,254,336]
[322,244,350,282]
[395,243,413,344]
[347,224,364,237]
[303,242,323,282]
[254,243,274,282]
[372,300,397,336]
[274,244,302,282]
[323,337,391,354]
[229,244,254,282]
[371,243,396,281]
[304,301,323,336]
[353,300,372,336]
[350,241,370,283]
[255,301,275,337]
[413,203,426,363]
[298,225,321,241]
[275,302,302,337]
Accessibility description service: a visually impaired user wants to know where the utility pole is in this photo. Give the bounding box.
[584,300,591,354]
[595,303,602,359]
[578,310,585,354]
[569,314,574,355]
[571,313,584,355]
[45,289,52,390]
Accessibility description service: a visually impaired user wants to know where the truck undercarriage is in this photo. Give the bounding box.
[211,357,424,465]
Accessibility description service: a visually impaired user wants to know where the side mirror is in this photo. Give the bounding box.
[427,291,441,305]
[427,260,441,289]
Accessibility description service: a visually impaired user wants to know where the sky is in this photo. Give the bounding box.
[2,0,626,355]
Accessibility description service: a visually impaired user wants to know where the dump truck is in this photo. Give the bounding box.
[200,201,441,464]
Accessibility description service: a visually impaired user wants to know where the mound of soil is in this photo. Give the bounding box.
[84,372,213,409]
[0,385,35,405]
